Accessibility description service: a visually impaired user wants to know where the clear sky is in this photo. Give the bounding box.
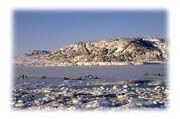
[14,10,167,55]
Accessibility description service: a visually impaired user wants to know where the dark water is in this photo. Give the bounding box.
[14,64,167,88]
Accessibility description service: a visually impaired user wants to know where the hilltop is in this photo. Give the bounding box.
[14,37,168,66]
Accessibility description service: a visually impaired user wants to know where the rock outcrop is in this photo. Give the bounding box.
[14,50,51,66]
[14,37,168,66]
[24,50,51,56]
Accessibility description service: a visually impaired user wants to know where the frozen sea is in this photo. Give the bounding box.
[14,64,167,88]
[13,64,168,110]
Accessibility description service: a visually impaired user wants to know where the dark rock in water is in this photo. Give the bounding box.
[144,72,161,76]
[130,80,152,84]
[41,75,47,79]
[129,80,166,86]
[17,74,28,80]
[85,74,99,79]
[64,77,81,80]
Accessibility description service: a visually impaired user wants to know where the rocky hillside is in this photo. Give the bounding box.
[14,50,51,65]
[23,50,51,56]
[14,37,168,66]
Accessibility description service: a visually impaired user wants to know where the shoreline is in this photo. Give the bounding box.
[14,61,167,67]
[13,79,168,110]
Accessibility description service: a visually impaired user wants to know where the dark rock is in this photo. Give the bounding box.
[41,75,47,79]
[64,77,81,80]
[144,72,161,76]
[85,74,99,79]
[24,50,51,56]
[17,74,28,80]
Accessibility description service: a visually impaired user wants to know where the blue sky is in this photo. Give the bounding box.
[14,10,167,55]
